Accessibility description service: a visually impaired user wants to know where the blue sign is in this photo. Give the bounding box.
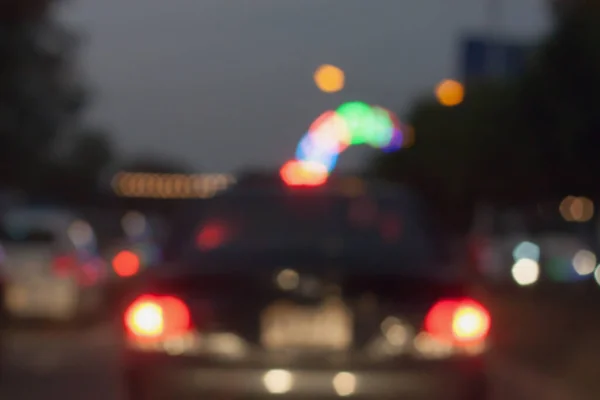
[460,35,533,81]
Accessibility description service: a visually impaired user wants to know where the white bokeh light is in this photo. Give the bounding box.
[122,211,147,238]
[511,258,540,286]
[67,219,95,248]
[572,250,596,276]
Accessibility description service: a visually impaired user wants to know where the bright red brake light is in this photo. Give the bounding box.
[424,298,490,344]
[124,295,192,340]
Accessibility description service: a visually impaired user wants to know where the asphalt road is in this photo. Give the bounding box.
[1,322,512,400]
[0,316,584,400]
[0,323,124,399]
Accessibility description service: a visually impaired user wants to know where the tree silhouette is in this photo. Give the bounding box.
[0,0,120,206]
[517,2,600,197]
[374,3,600,231]
[371,8,596,225]
[0,0,96,194]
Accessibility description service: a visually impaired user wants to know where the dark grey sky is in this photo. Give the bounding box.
[59,0,549,172]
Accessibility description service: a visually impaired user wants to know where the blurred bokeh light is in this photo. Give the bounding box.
[295,132,340,172]
[112,249,140,277]
[281,102,404,185]
[280,160,329,187]
[308,110,351,153]
[572,249,596,276]
[121,211,148,239]
[435,79,464,107]
[380,109,403,153]
[511,258,540,286]
[559,196,594,222]
[513,241,540,262]
[197,222,227,251]
[67,219,96,249]
[594,265,600,286]
[335,101,378,145]
[314,64,345,93]
[546,256,575,282]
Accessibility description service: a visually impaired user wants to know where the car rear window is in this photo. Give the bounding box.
[0,210,65,245]
[0,228,56,244]
[169,191,454,279]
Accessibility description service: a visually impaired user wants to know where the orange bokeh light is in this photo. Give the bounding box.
[314,64,345,93]
[435,79,464,107]
[280,160,329,187]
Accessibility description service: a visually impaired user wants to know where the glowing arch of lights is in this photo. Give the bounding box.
[280,101,405,186]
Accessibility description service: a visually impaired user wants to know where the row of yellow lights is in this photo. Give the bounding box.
[112,172,236,199]
[112,170,599,223]
[112,171,367,199]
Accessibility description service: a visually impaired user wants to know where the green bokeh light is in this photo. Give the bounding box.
[546,257,574,282]
[335,101,375,145]
[368,106,395,148]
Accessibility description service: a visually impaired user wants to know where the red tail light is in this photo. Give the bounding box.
[124,295,192,340]
[113,250,140,277]
[424,298,490,344]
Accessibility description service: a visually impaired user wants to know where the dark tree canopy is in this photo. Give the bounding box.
[373,2,600,230]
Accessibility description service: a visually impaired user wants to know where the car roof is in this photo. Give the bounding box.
[2,208,80,232]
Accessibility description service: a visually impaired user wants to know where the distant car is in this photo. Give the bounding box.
[120,180,490,400]
[468,206,595,285]
[0,207,108,324]
[103,210,165,279]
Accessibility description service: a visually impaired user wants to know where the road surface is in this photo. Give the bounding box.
[0,319,585,400]
[0,323,123,399]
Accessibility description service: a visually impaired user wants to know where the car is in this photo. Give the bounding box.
[468,205,595,286]
[0,207,108,325]
[120,178,491,400]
